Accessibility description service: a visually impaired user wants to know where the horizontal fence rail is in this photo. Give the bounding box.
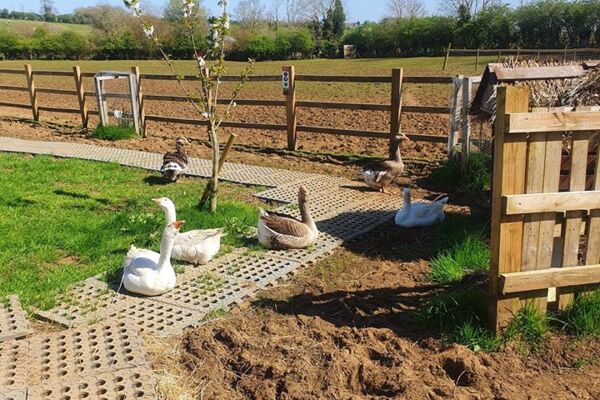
[0,64,455,151]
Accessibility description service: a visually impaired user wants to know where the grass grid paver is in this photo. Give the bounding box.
[0,296,31,342]
[0,136,404,399]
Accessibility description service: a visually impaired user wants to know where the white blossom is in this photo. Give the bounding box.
[123,0,141,13]
[223,16,230,30]
[114,110,123,119]
[202,112,209,119]
[143,25,154,39]
[196,55,206,67]
[232,101,236,107]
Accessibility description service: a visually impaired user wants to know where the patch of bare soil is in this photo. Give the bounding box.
[148,221,600,400]
[0,117,442,180]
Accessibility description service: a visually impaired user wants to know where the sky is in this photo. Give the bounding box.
[2,0,520,23]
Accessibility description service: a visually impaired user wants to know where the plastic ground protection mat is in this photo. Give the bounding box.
[0,321,157,400]
[255,174,351,203]
[0,389,26,400]
[152,271,258,314]
[0,295,31,342]
[27,366,157,400]
[34,278,207,337]
[219,164,318,187]
[208,253,303,289]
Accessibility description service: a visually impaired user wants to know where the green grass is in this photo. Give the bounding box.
[418,288,500,352]
[562,289,600,337]
[0,18,94,37]
[504,305,549,355]
[92,125,137,141]
[430,235,489,283]
[430,152,491,202]
[0,153,260,310]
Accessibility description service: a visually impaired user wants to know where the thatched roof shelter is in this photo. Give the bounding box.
[472,59,600,115]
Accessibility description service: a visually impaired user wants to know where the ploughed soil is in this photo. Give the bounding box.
[0,117,444,179]
[154,218,600,400]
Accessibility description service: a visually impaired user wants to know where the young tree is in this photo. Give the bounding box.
[123,0,254,212]
[387,0,425,19]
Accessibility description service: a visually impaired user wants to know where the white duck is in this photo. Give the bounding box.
[122,220,184,296]
[394,188,448,228]
[153,197,225,265]
[258,186,319,250]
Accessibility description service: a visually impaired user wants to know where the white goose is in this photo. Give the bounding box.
[122,220,184,296]
[394,188,448,228]
[153,197,225,265]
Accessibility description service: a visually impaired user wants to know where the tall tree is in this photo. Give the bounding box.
[388,0,425,19]
[439,0,500,18]
[40,0,55,21]
[327,0,345,39]
[235,0,265,32]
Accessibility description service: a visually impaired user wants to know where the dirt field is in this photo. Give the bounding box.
[146,221,600,400]
[0,57,493,165]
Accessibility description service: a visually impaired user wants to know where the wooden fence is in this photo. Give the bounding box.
[443,44,600,72]
[0,64,453,152]
[489,86,600,330]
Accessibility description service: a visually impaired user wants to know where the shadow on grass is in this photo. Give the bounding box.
[143,175,171,186]
[53,189,112,205]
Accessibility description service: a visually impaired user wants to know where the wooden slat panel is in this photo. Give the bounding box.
[500,264,600,294]
[559,132,590,308]
[489,86,529,330]
[521,132,547,272]
[585,136,600,265]
[535,132,563,309]
[507,111,600,133]
[504,190,600,214]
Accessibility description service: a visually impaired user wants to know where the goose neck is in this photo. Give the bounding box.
[157,229,176,270]
[299,200,317,232]
[164,204,177,225]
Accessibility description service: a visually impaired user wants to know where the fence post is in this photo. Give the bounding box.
[24,64,39,121]
[443,43,451,71]
[72,66,88,128]
[131,66,146,136]
[474,49,480,72]
[489,86,529,331]
[282,65,297,151]
[460,76,472,165]
[390,68,403,156]
[448,75,462,158]
[497,50,501,62]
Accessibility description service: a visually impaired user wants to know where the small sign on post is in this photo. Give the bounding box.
[282,69,290,95]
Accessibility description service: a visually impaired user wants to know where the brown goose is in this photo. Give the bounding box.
[161,137,190,182]
[257,186,319,250]
[361,134,409,193]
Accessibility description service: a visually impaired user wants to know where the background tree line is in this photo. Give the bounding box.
[0,0,599,61]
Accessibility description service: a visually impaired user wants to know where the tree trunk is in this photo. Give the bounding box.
[198,126,220,212]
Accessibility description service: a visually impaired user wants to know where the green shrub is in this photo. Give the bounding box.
[429,152,491,201]
[92,125,136,141]
[562,289,600,337]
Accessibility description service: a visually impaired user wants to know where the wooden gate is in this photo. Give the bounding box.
[489,86,600,330]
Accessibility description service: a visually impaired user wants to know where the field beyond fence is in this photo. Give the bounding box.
[0,63,464,153]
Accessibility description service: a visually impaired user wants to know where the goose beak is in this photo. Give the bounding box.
[172,220,185,230]
[400,132,411,141]
[151,198,161,205]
